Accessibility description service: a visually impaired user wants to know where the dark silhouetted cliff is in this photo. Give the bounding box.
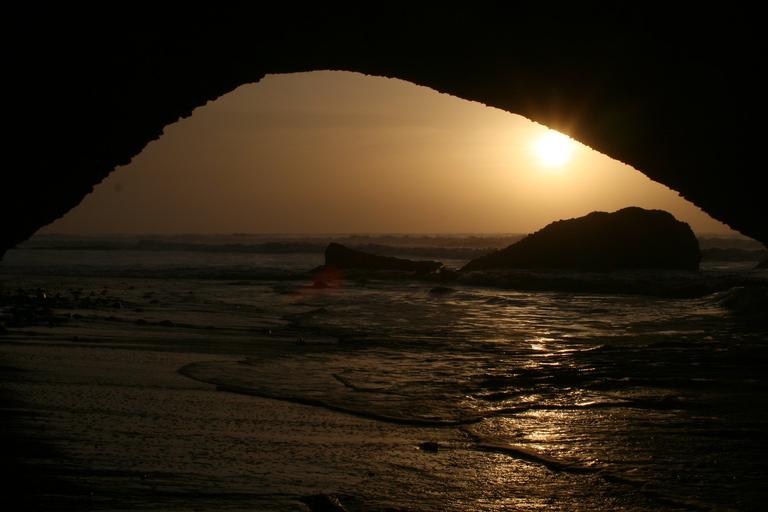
[4,5,766,257]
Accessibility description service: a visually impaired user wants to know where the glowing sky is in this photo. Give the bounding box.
[39,71,737,235]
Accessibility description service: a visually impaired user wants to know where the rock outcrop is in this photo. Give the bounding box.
[318,243,442,273]
[4,5,766,256]
[461,207,700,272]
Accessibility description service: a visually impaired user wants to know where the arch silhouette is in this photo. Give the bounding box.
[4,5,765,256]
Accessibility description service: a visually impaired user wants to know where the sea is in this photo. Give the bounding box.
[1,233,767,511]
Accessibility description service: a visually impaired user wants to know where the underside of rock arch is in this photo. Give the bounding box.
[4,4,765,257]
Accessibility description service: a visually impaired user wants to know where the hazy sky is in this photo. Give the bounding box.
[40,71,736,236]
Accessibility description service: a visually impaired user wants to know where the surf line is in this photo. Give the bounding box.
[475,441,596,473]
[331,373,393,393]
[472,440,705,510]
[214,383,481,427]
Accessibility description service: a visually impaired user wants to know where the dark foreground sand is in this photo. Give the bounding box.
[0,275,471,512]
[1,274,691,511]
[1,330,462,511]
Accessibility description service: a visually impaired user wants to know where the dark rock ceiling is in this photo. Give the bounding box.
[3,4,765,258]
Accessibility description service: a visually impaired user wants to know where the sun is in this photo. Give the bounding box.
[533,130,575,167]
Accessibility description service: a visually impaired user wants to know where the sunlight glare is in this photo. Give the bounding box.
[533,130,575,167]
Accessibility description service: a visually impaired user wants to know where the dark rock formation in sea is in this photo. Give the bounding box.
[461,207,700,272]
[318,243,443,273]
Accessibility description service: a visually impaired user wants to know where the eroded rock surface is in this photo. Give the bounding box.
[5,5,766,257]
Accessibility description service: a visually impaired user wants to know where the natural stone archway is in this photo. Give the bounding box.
[4,5,765,258]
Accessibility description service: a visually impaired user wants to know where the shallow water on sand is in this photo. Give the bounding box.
[1,242,767,511]
[181,277,768,510]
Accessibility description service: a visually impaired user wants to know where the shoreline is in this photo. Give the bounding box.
[2,271,766,511]
[0,272,463,510]
[0,335,338,510]
[0,272,336,510]
[0,338,665,512]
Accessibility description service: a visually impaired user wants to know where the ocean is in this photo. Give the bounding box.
[1,233,767,511]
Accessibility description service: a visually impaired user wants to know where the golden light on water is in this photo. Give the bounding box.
[533,130,575,168]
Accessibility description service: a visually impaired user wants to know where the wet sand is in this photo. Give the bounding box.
[0,274,681,511]
[0,275,463,511]
[0,330,449,511]
[1,341,666,512]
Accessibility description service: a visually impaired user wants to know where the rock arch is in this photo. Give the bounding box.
[4,4,765,256]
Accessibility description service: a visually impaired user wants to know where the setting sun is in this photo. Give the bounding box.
[533,130,575,167]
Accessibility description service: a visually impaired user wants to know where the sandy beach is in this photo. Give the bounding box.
[4,268,765,511]
[1,341,663,512]
[0,275,483,511]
